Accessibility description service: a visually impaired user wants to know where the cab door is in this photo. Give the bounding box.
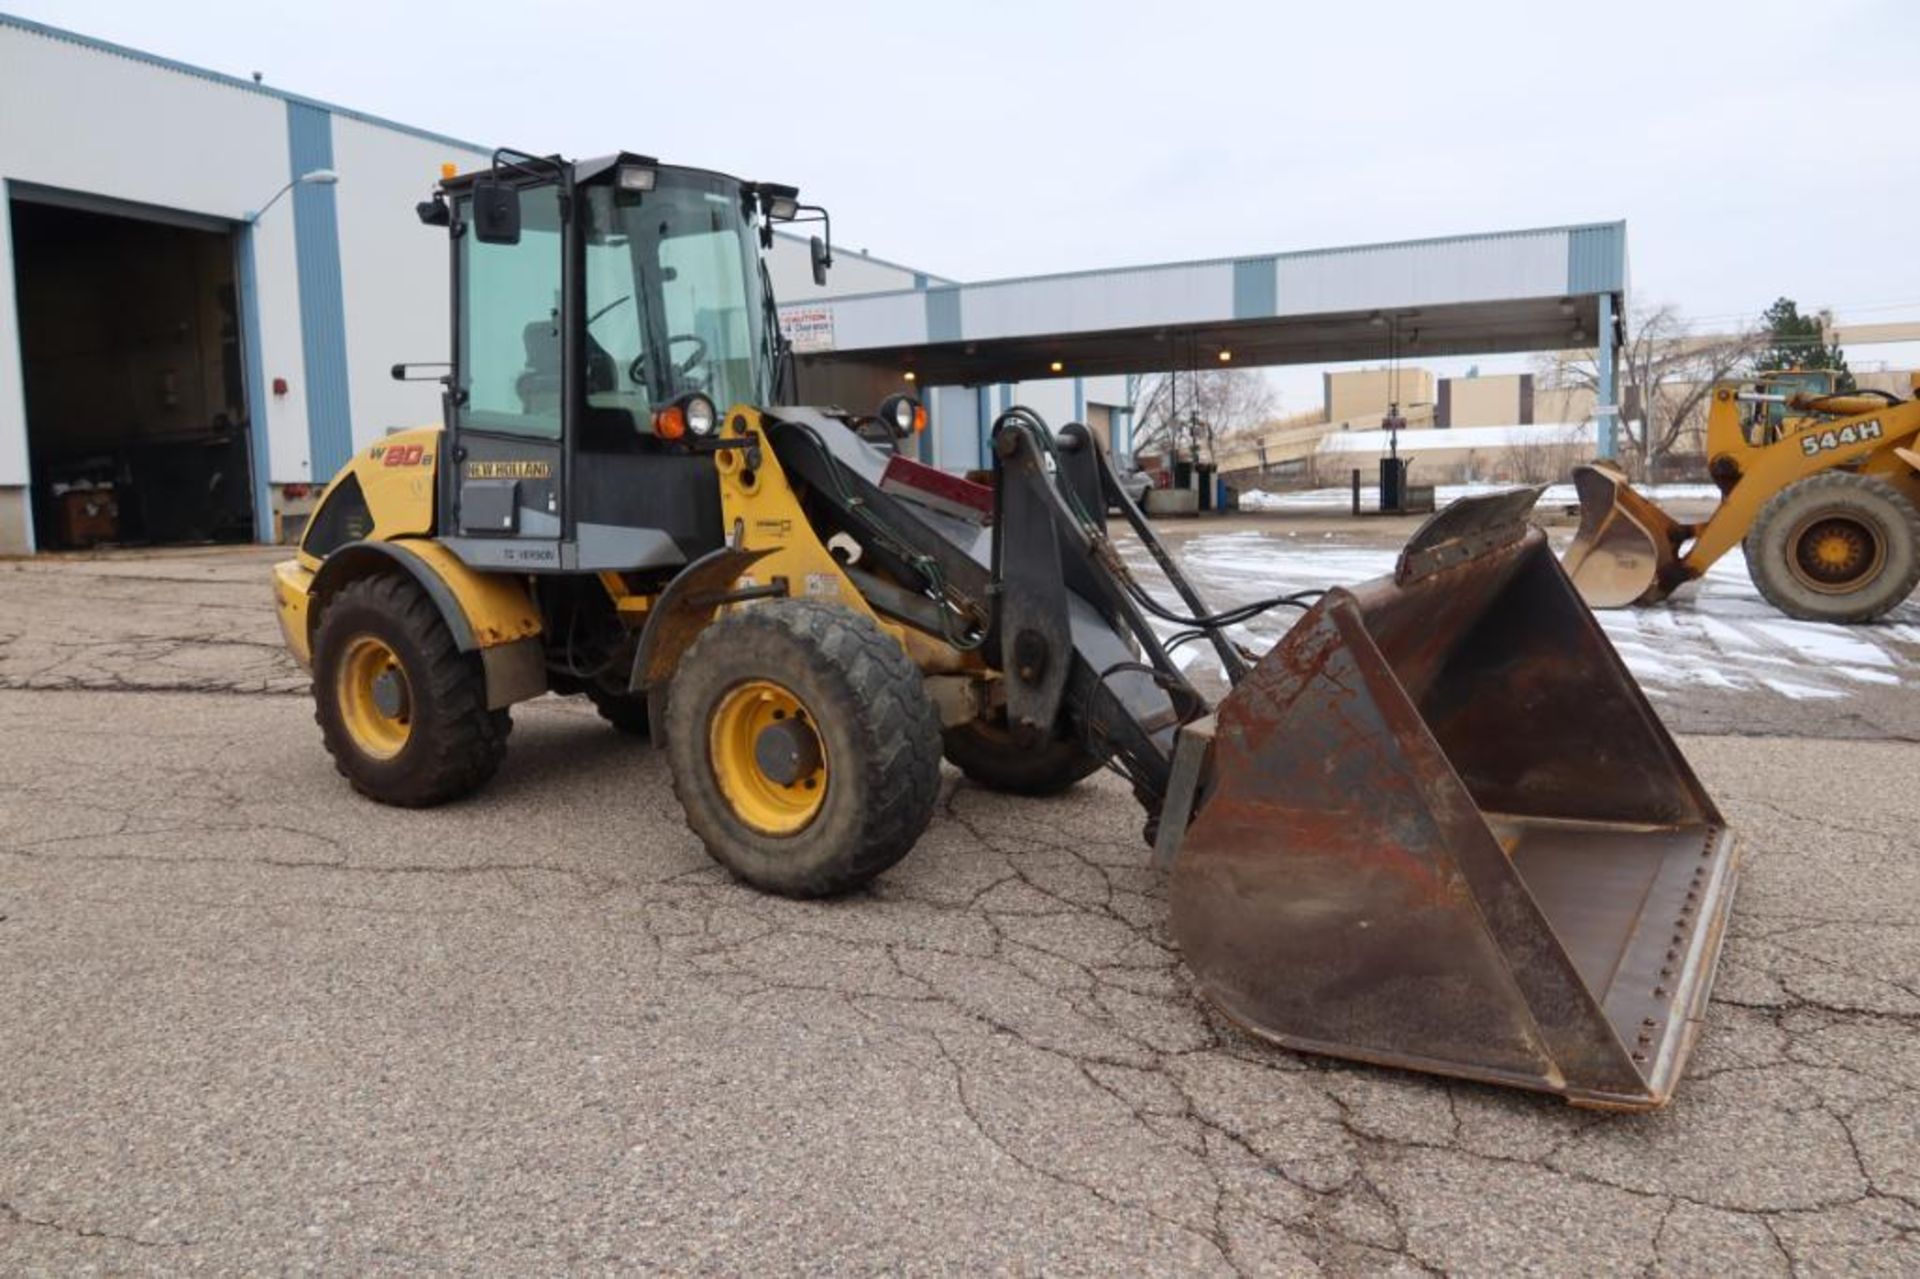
[441,182,568,570]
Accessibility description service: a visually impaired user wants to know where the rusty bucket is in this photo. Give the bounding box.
[1169,490,1737,1109]
[1561,463,1688,607]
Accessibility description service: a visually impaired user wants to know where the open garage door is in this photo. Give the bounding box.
[9,192,256,550]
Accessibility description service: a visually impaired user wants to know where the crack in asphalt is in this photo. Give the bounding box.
[0,1199,191,1250]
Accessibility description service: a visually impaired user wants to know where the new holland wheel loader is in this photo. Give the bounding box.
[1564,370,1920,621]
[273,149,1741,1109]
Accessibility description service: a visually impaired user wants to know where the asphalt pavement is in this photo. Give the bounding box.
[1,542,1916,1274]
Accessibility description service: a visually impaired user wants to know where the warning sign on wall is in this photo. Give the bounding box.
[778,305,836,353]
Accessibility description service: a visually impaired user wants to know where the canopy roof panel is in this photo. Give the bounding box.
[786,222,1626,385]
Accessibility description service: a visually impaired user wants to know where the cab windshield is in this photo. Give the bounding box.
[583,173,771,419]
[1749,370,1838,442]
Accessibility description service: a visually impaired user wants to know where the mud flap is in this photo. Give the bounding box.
[1561,464,1686,607]
[1169,491,1737,1109]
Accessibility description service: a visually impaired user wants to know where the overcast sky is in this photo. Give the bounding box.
[15,0,1920,405]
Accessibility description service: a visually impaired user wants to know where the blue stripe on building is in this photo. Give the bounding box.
[1232,258,1278,318]
[926,286,962,343]
[1566,223,1626,295]
[234,226,274,542]
[976,386,992,471]
[286,102,354,478]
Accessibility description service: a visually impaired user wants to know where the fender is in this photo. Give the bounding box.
[308,539,546,708]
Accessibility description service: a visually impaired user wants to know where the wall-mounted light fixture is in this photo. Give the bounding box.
[246,169,339,224]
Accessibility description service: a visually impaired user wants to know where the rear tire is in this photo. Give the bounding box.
[665,600,942,898]
[1743,473,1920,623]
[943,715,1102,796]
[312,574,510,806]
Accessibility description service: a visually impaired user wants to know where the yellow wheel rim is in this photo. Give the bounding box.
[1789,513,1883,594]
[336,634,414,760]
[708,679,828,835]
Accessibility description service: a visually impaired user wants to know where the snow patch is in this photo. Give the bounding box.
[1120,527,1918,704]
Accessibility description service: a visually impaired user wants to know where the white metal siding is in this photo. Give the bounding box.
[0,184,24,489]
[813,291,929,350]
[0,24,310,484]
[767,236,927,303]
[962,264,1236,342]
[1275,231,1570,316]
[924,384,975,470]
[1007,377,1077,427]
[331,117,487,448]
[1081,374,1131,408]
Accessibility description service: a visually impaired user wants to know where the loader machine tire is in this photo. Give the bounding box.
[665,599,942,898]
[312,574,510,806]
[943,715,1103,796]
[1744,472,1920,623]
[585,683,651,737]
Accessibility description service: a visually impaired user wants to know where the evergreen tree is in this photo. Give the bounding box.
[1754,297,1853,391]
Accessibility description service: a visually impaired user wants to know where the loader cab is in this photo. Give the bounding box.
[1744,369,1838,444]
[425,151,815,574]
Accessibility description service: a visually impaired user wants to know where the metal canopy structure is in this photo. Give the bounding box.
[786,221,1629,458]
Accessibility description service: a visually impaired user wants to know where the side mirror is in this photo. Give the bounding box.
[471,178,522,245]
[810,234,831,287]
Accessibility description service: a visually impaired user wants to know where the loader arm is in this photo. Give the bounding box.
[765,407,1198,817]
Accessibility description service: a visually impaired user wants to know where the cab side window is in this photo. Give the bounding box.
[458,185,564,438]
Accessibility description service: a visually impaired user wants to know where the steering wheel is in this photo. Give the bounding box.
[627,334,708,386]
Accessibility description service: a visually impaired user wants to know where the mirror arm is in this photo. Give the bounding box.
[795,204,833,268]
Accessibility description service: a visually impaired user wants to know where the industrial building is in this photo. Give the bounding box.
[0,15,889,554]
[1,12,1634,555]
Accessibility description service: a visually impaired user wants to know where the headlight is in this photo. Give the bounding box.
[617,164,657,192]
[878,393,923,439]
[684,394,717,437]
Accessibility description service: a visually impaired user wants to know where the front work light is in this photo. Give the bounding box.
[618,165,657,192]
[877,393,924,439]
[758,183,801,220]
[683,393,718,437]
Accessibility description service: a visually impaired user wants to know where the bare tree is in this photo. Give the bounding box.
[1126,368,1278,465]
[1535,304,1760,480]
[1495,426,1587,485]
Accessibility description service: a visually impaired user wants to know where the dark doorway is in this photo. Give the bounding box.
[9,196,255,549]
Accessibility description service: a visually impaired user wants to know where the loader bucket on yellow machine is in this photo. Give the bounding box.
[1170,489,1737,1110]
[1560,463,1687,607]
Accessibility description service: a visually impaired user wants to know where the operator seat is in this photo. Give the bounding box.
[514,318,563,420]
[516,315,651,452]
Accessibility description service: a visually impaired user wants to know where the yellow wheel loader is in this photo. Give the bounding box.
[1564,370,1920,621]
[272,149,1741,1108]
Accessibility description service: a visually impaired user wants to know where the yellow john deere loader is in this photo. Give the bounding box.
[273,149,1740,1109]
[1564,370,1920,621]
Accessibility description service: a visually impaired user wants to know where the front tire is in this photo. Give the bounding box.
[665,600,942,898]
[312,574,509,806]
[1744,473,1920,623]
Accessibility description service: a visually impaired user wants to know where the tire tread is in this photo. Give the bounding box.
[312,573,509,806]
[666,600,942,896]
